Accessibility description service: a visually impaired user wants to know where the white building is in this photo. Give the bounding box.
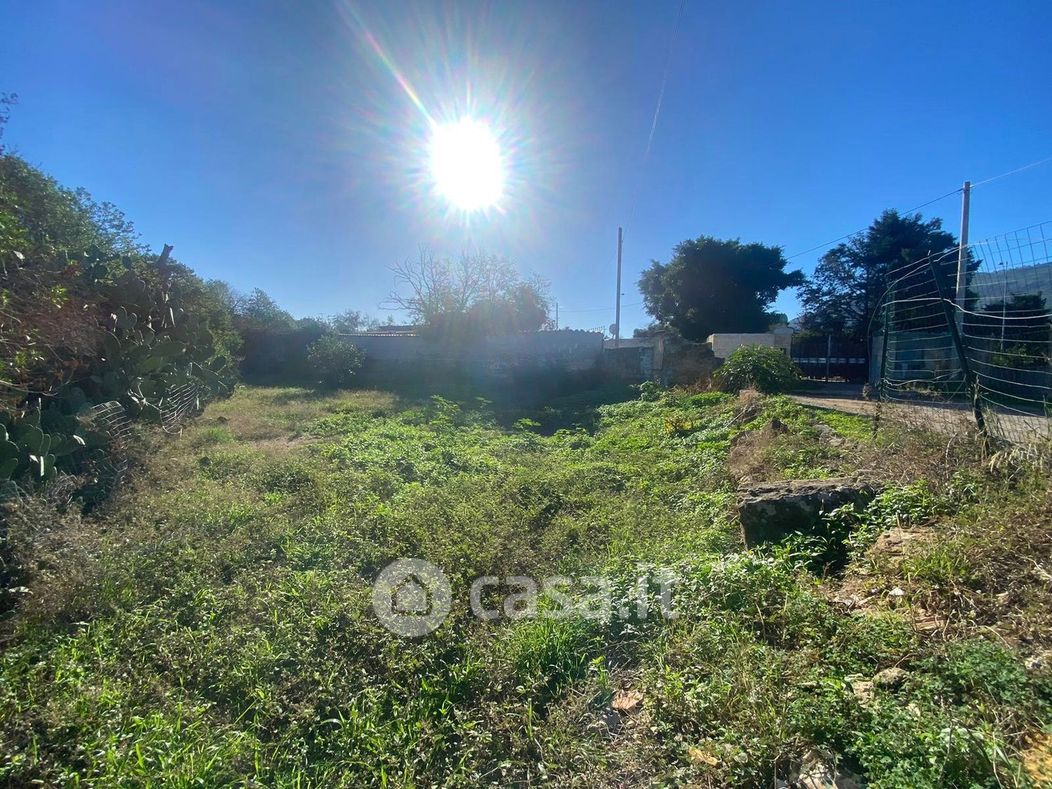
[706,325,794,360]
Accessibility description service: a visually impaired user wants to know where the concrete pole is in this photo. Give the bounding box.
[955,181,971,332]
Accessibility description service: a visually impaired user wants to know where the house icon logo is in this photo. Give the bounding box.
[372,558,452,637]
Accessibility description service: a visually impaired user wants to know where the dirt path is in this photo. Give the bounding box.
[791,392,1051,443]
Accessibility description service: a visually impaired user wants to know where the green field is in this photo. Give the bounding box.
[2,385,1051,787]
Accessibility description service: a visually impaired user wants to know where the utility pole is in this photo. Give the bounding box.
[955,180,971,333]
[614,226,623,348]
[554,301,559,330]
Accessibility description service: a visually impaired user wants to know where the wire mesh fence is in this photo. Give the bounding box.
[875,221,1052,447]
[0,378,210,510]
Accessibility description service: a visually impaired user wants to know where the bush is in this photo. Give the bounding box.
[306,335,365,388]
[637,380,664,401]
[713,345,800,394]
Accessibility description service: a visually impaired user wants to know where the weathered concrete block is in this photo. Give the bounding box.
[737,478,877,547]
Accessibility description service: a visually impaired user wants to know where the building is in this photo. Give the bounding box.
[706,325,794,360]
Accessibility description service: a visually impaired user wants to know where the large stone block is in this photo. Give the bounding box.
[737,478,877,547]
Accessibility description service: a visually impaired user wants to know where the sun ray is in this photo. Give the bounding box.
[338,2,433,125]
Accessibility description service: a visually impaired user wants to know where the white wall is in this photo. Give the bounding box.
[706,331,792,360]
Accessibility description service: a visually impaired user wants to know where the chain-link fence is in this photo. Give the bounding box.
[875,222,1052,447]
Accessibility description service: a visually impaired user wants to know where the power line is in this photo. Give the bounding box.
[972,153,1052,188]
[786,189,962,261]
[785,152,1052,262]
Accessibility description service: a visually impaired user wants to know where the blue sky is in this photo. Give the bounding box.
[2,0,1051,332]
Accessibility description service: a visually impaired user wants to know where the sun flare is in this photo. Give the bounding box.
[428,118,504,212]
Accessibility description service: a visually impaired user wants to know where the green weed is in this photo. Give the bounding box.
[0,385,1048,787]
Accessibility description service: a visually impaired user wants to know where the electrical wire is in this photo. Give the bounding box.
[788,154,1052,263]
[786,190,963,261]
[972,153,1052,188]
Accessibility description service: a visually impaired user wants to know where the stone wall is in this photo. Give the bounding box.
[602,335,715,385]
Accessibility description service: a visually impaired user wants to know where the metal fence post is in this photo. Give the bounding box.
[878,297,892,396]
[926,257,986,434]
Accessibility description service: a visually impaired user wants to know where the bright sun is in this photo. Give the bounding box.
[428,118,504,212]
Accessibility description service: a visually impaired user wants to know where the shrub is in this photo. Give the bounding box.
[713,345,800,394]
[306,335,365,388]
[637,380,664,401]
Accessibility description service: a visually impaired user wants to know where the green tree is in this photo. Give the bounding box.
[236,288,296,332]
[0,92,16,155]
[638,236,803,342]
[798,210,960,341]
[0,150,239,488]
[328,310,368,334]
[967,293,1051,369]
[0,155,144,258]
[307,335,365,387]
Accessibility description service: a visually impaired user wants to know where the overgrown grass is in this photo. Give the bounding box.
[1,384,1050,786]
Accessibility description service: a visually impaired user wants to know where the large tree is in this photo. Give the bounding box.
[386,249,550,337]
[797,210,959,341]
[638,236,803,342]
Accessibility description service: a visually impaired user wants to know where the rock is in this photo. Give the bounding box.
[848,676,875,705]
[873,666,908,690]
[888,587,906,607]
[832,594,861,611]
[768,417,789,434]
[794,751,864,789]
[737,478,878,547]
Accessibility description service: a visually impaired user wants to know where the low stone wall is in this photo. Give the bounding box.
[662,340,717,386]
[602,336,715,385]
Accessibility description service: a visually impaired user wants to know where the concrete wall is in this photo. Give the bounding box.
[341,329,604,373]
[707,328,793,360]
[343,333,430,362]
[483,330,604,369]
